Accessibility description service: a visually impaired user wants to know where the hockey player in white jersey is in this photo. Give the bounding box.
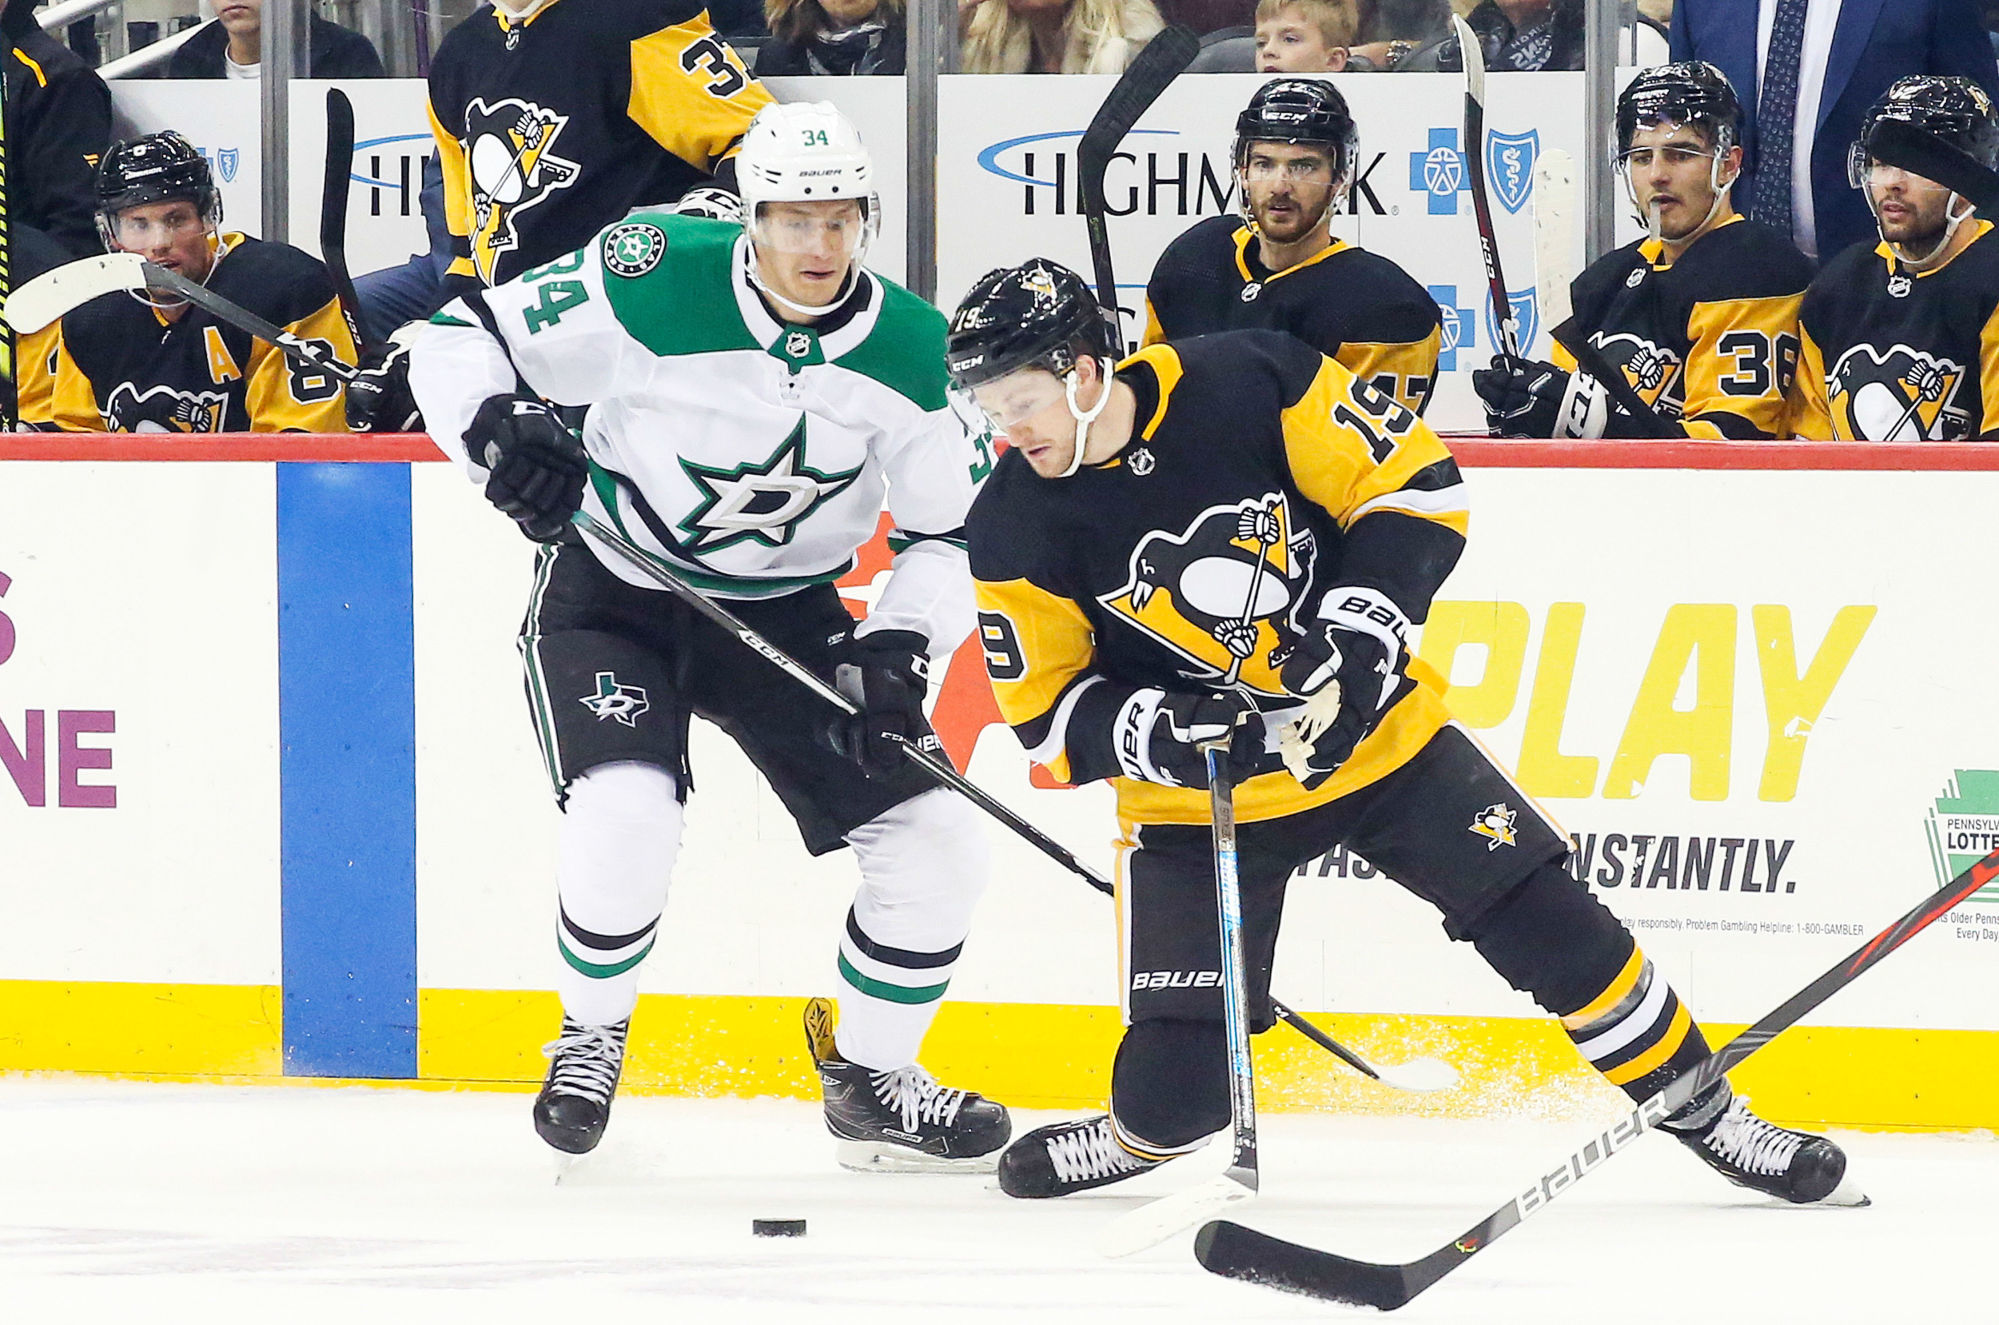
[407,102,1011,1171]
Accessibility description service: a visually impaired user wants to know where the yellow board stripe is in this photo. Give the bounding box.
[1602,1001,1693,1086]
[7,981,1999,1132]
[1562,946,1646,1030]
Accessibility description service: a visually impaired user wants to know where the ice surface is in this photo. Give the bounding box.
[1,1076,1990,1324]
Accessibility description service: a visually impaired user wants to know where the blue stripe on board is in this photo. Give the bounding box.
[277,462,417,1077]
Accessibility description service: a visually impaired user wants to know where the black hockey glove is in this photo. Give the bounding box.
[672,185,745,224]
[1276,586,1411,788]
[1132,690,1273,790]
[827,629,936,780]
[345,327,423,434]
[1471,354,1608,439]
[464,394,588,543]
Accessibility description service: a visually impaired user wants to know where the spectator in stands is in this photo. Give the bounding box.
[167,0,386,79]
[1400,0,1665,72]
[351,152,451,349]
[1672,0,1999,264]
[1255,0,1355,70]
[960,0,1166,72]
[1156,0,1253,37]
[760,0,906,73]
[1348,0,1449,66]
[8,19,113,428]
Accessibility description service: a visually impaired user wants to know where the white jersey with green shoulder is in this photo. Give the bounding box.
[409,212,996,650]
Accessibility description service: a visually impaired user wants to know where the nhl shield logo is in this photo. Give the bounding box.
[1486,129,1539,214]
[216,147,240,184]
[1484,287,1539,356]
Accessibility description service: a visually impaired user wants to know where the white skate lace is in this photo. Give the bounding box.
[871,1064,967,1134]
[1701,1095,1803,1177]
[1046,1118,1148,1184]
[541,1021,626,1106]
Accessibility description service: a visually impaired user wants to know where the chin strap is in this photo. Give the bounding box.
[123,230,229,313]
[1056,359,1115,479]
[1885,193,1974,272]
[1626,155,1737,249]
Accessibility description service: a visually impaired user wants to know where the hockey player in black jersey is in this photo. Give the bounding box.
[951,258,1861,1209]
[1142,79,1441,416]
[47,132,357,434]
[1794,77,1999,441]
[1473,62,1812,440]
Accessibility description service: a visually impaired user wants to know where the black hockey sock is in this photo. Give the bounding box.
[1110,1017,1230,1153]
[1466,862,1718,1116]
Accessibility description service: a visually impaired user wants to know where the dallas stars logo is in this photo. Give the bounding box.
[676,417,862,554]
[580,671,650,727]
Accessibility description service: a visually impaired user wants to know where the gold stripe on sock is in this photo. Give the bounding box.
[1562,946,1645,1031]
[1602,1001,1692,1086]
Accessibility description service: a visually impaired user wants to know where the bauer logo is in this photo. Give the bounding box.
[1131,969,1221,991]
[1409,128,1471,215]
[1486,129,1538,214]
[1924,771,1999,902]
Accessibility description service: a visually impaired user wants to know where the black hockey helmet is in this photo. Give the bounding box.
[1851,75,1999,185]
[946,259,1120,390]
[1615,61,1742,157]
[1233,78,1359,188]
[95,131,221,241]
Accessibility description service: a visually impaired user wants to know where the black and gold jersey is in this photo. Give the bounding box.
[967,329,1464,829]
[49,234,356,434]
[428,0,773,290]
[1793,220,1999,441]
[1553,215,1812,439]
[1141,217,1442,416]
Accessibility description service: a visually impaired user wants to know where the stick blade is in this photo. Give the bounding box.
[1097,1174,1255,1259]
[1533,148,1577,329]
[2,253,148,333]
[1195,1220,1418,1310]
[1451,14,1485,103]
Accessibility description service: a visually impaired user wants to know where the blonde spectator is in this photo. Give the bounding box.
[960,0,1167,73]
[1254,0,1356,70]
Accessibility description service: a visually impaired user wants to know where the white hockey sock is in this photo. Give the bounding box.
[554,760,683,1027]
[834,788,989,1070]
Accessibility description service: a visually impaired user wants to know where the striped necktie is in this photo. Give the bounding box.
[1754,0,1810,242]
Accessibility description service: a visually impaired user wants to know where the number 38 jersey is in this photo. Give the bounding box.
[1792,220,1999,441]
[46,233,356,433]
[427,0,773,291]
[968,330,1466,829]
[1555,215,1812,439]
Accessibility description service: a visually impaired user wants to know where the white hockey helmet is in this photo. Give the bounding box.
[737,102,879,315]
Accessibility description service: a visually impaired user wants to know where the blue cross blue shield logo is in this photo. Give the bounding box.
[1486,130,1538,214]
[1484,287,1539,358]
[217,147,241,184]
[1409,128,1470,216]
[1429,285,1475,372]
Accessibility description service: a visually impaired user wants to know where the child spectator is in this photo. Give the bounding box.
[1254,0,1356,71]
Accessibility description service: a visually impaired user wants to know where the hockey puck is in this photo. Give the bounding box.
[752,1218,807,1238]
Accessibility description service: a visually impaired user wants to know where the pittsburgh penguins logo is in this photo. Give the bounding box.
[104,382,230,433]
[1591,332,1684,415]
[463,97,581,285]
[1828,344,1968,440]
[1099,494,1316,692]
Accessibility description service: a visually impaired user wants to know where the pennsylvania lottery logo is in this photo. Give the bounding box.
[1924,770,1999,902]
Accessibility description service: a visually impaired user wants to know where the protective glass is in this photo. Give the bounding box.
[1615,145,1716,177]
[970,369,1067,434]
[1240,151,1336,185]
[108,206,209,249]
[750,200,872,256]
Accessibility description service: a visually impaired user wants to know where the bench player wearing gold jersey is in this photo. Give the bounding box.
[44,132,355,434]
[1474,63,1812,440]
[1793,77,1999,441]
[950,258,1861,1209]
[1142,79,1441,417]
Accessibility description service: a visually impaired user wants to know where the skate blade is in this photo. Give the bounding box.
[1810,1172,1871,1208]
[834,1139,999,1175]
[1096,1174,1257,1258]
[551,1150,591,1185]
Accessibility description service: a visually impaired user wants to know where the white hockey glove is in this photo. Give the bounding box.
[1275,586,1411,788]
[1472,354,1608,439]
[672,186,745,225]
[1115,689,1276,789]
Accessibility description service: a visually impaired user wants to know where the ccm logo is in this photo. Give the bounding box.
[1131,969,1221,990]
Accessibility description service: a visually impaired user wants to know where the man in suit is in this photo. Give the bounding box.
[1672,0,1999,263]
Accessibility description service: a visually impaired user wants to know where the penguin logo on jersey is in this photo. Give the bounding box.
[103,382,230,433]
[1100,493,1317,692]
[1828,344,1968,440]
[580,671,651,727]
[1591,332,1684,413]
[463,97,582,285]
[1469,803,1518,851]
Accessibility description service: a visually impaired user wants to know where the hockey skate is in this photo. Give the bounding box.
[533,1016,629,1157]
[803,997,1011,1173]
[1674,1092,1867,1206]
[997,1114,1166,1199]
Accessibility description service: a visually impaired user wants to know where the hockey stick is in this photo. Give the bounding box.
[1079,25,1199,333]
[1532,149,1575,332]
[569,509,1454,1092]
[1454,15,1517,360]
[3,252,357,384]
[1195,844,1999,1310]
[1097,738,1259,1257]
[321,88,370,355]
